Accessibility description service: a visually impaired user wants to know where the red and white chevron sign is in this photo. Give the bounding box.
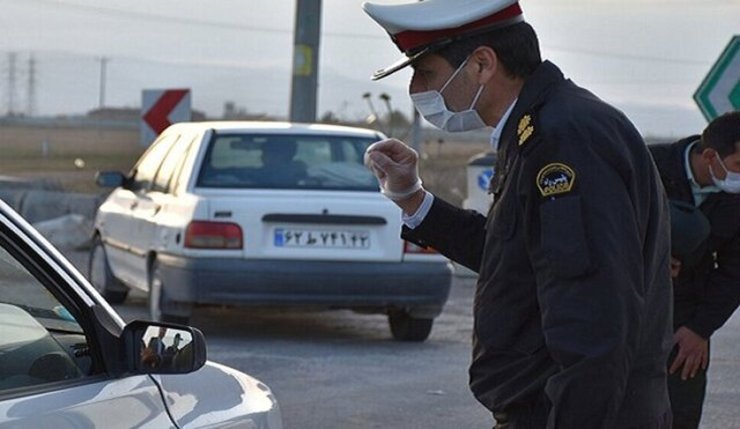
[140,89,191,146]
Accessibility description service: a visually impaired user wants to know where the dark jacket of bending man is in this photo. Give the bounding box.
[649,111,740,429]
[362,1,674,428]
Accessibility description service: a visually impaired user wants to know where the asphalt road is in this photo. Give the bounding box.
[64,250,740,429]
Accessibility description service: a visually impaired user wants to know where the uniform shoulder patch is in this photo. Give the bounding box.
[517,114,535,146]
[536,163,576,197]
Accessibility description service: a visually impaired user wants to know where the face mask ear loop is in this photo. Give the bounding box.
[469,84,485,109]
[439,56,471,95]
[715,152,730,174]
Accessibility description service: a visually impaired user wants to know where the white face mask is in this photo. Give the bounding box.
[710,153,740,193]
[410,57,487,133]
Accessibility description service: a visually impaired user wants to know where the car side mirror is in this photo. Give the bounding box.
[95,171,126,188]
[123,320,207,374]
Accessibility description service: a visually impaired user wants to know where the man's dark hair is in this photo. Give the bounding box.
[700,111,740,157]
[436,22,541,79]
[263,141,297,159]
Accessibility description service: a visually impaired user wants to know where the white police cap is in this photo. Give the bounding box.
[363,0,524,80]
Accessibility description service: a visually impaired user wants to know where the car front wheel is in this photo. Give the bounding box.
[149,260,191,325]
[88,236,128,304]
[388,310,433,342]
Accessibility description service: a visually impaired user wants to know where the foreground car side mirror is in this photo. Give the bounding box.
[123,320,207,374]
[95,171,127,188]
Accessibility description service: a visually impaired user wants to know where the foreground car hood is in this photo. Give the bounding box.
[156,361,282,429]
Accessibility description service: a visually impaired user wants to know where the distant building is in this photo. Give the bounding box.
[86,107,207,122]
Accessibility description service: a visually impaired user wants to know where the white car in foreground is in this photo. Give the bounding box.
[91,122,452,341]
[0,199,282,428]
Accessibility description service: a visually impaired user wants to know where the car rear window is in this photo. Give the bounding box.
[196,133,380,191]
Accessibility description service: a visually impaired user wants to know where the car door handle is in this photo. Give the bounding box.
[130,201,138,210]
[153,205,162,216]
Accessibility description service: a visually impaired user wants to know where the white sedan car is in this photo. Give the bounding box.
[91,122,452,341]
[0,199,282,428]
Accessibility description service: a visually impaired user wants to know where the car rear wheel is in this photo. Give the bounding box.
[388,310,433,342]
[149,260,191,325]
[88,236,128,304]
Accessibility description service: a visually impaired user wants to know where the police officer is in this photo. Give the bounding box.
[361,1,673,427]
[649,111,740,429]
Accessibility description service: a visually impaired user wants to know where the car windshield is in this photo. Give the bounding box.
[196,133,380,191]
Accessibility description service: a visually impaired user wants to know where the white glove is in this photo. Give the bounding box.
[364,138,423,201]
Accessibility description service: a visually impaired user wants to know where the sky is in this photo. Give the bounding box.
[0,0,738,139]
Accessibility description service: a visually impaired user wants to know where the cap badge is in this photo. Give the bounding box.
[517,114,534,146]
[536,163,576,197]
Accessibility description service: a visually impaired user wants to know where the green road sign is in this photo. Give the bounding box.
[694,35,740,122]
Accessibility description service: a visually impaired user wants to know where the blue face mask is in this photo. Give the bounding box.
[410,57,487,133]
[710,153,740,194]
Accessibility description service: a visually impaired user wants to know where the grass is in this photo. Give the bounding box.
[0,125,144,193]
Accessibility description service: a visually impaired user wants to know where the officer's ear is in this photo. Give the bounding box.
[700,147,719,169]
[469,46,498,85]
[700,147,716,161]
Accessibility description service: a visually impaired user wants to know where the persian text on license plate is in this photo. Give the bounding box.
[274,228,371,249]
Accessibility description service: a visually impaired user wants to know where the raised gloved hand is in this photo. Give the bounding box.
[364,138,423,201]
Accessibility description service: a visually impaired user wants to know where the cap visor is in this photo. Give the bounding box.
[371,48,430,81]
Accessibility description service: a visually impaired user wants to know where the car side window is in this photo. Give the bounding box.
[0,243,92,391]
[130,133,180,192]
[152,134,194,194]
[167,134,199,193]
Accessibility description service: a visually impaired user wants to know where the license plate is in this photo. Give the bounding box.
[274,228,370,249]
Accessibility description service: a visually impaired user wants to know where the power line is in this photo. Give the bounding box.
[13,0,716,66]
[543,45,709,66]
[20,0,295,35]
[0,45,712,79]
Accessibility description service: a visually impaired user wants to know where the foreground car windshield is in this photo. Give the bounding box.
[196,133,379,191]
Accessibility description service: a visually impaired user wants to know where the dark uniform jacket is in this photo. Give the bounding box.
[649,138,740,338]
[403,61,673,428]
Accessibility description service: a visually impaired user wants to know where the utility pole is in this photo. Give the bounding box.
[289,0,322,123]
[7,52,17,116]
[98,56,109,109]
[27,54,36,116]
[409,109,422,151]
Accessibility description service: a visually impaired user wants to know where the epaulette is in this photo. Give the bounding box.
[516,113,535,147]
[515,103,545,155]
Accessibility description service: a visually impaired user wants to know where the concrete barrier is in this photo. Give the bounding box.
[18,190,104,223]
[0,189,106,249]
[33,214,94,250]
[0,190,25,212]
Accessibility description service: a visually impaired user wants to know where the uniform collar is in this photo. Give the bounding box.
[499,61,564,152]
[684,140,701,188]
[490,99,517,152]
